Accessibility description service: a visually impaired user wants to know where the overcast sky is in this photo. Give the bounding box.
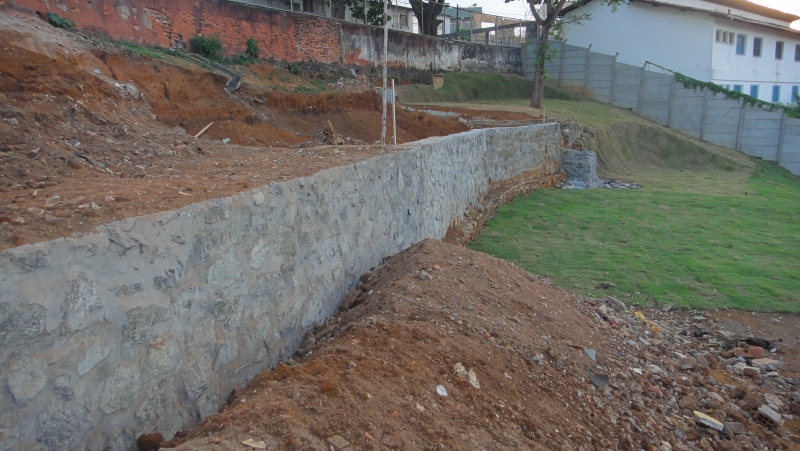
[473,0,800,29]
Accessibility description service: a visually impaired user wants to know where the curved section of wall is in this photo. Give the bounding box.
[0,125,561,450]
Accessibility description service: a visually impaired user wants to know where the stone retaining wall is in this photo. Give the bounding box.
[0,124,562,450]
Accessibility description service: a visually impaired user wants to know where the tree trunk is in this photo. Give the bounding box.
[530,23,550,109]
[410,0,444,36]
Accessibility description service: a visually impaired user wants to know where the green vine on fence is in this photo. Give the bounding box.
[646,61,800,119]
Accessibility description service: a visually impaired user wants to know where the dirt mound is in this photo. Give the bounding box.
[158,240,800,451]
[0,12,469,250]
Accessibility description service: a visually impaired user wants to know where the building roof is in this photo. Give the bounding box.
[561,0,800,24]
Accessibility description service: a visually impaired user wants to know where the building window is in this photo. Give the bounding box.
[753,37,763,57]
[750,85,759,98]
[715,30,734,44]
[793,86,799,103]
[735,34,746,55]
[795,44,800,61]
[399,14,408,28]
[776,41,784,60]
[733,85,743,93]
[302,0,313,12]
[772,85,781,103]
[722,84,731,90]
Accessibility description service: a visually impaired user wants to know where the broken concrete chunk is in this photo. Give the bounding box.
[754,404,783,428]
[693,411,723,431]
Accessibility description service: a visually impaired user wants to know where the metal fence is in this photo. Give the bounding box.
[525,40,800,175]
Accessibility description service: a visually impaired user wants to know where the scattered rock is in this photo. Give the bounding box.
[677,357,697,370]
[326,435,350,450]
[382,435,402,449]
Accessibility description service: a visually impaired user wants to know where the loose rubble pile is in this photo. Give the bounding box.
[295,121,366,148]
[589,299,800,451]
[326,75,373,94]
[158,240,798,451]
[558,179,643,189]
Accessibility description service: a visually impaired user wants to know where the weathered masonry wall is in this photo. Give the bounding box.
[0,125,561,450]
[525,41,800,175]
[0,0,522,73]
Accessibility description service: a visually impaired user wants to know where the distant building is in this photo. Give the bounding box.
[561,0,800,104]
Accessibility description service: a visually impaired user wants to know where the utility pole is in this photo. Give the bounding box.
[456,5,459,40]
[392,79,397,145]
[381,0,388,149]
[364,0,367,24]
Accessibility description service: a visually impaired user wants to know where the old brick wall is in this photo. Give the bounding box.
[1,0,521,73]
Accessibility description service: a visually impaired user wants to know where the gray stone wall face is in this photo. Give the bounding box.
[562,149,601,186]
[0,125,561,451]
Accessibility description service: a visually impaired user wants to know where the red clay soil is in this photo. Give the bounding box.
[0,13,469,251]
[160,240,800,451]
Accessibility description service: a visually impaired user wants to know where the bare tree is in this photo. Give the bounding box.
[509,0,624,108]
[410,0,445,36]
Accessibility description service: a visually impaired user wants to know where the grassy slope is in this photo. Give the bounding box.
[430,78,800,312]
[396,72,582,104]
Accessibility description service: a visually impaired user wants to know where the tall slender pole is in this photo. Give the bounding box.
[456,5,459,40]
[392,78,397,145]
[364,0,367,24]
[381,0,388,149]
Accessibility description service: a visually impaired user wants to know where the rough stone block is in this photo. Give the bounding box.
[7,357,47,408]
[0,302,46,348]
[100,364,142,414]
[561,149,601,186]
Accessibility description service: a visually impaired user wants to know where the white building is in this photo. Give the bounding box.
[562,0,800,104]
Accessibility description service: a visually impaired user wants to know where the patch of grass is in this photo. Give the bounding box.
[111,39,193,63]
[471,160,800,312]
[189,35,222,59]
[396,73,531,103]
[395,73,584,104]
[46,12,75,29]
[294,86,320,94]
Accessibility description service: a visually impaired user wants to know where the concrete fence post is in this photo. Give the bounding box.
[735,101,746,151]
[610,52,619,105]
[700,89,710,140]
[637,62,647,114]
[558,40,567,88]
[583,44,592,94]
[667,76,676,127]
[777,112,787,164]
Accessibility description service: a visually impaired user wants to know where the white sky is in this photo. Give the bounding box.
[473,0,800,30]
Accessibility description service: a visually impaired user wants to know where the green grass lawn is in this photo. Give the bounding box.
[471,161,800,312]
[408,75,800,312]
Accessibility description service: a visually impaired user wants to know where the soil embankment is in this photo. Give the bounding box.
[162,240,800,451]
[0,13,474,250]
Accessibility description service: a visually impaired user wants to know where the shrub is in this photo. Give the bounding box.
[189,36,222,58]
[46,12,75,29]
[245,38,258,59]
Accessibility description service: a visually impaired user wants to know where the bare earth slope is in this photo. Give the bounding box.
[163,240,800,451]
[0,12,471,250]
